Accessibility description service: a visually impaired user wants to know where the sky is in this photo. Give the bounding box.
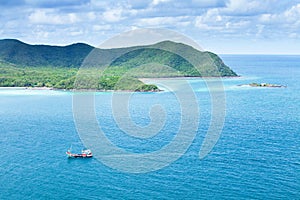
[1,0,300,54]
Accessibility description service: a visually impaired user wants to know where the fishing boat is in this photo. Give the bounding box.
[66,148,93,158]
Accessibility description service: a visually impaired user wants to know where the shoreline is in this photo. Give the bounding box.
[140,76,240,81]
[0,76,240,92]
[0,86,161,93]
[0,87,54,90]
[140,76,241,86]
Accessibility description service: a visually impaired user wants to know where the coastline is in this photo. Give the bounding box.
[0,86,161,93]
[140,76,240,82]
[140,76,241,86]
[0,87,54,90]
[0,76,242,92]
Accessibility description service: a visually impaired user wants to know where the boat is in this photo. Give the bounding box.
[66,148,93,158]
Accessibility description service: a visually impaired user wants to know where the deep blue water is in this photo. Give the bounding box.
[0,55,299,199]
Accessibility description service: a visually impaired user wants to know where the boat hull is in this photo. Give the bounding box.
[66,151,93,158]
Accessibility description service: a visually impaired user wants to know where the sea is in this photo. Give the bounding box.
[0,55,299,199]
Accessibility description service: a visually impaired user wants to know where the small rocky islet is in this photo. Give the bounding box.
[238,82,286,88]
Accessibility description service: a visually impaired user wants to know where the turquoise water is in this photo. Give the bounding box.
[0,55,299,199]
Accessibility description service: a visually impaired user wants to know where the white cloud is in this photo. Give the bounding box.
[2,0,300,54]
[151,0,171,6]
[259,3,300,27]
[223,0,269,16]
[92,25,111,31]
[284,3,300,24]
[29,10,80,24]
[199,9,224,23]
[102,8,124,22]
[194,9,226,30]
[68,13,79,23]
[136,16,191,27]
[259,14,272,23]
[225,21,250,29]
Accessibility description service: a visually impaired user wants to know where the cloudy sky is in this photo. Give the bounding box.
[1,0,300,54]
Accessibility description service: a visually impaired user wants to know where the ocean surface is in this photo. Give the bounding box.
[0,55,299,199]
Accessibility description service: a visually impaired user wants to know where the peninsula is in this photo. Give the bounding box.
[0,39,238,91]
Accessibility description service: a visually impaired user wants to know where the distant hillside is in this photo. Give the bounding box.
[107,41,237,77]
[0,39,94,67]
[0,39,237,77]
[0,39,237,90]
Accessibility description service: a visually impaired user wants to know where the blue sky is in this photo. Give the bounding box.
[1,0,300,54]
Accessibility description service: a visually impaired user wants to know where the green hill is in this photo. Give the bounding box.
[0,39,237,90]
[0,39,94,67]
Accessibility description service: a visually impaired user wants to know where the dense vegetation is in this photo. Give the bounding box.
[0,62,77,89]
[0,62,159,91]
[0,39,237,91]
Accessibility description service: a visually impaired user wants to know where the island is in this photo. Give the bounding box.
[239,83,286,88]
[0,39,238,91]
